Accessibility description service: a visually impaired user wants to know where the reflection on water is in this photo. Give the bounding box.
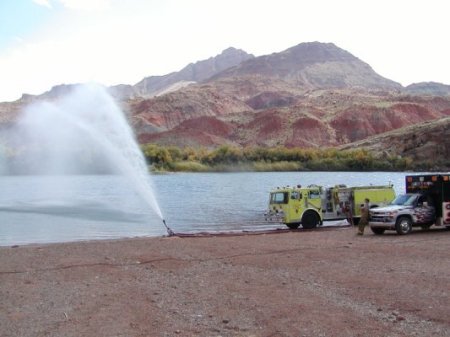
[0,201,147,223]
[0,172,407,246]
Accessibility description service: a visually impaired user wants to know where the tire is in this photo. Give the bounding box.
[286,223,300,229]
[395,217,412,235]
[371,227,385,235]
[302,211,320,229]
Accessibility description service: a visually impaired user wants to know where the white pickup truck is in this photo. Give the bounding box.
[369,193,435,235]
[369,174,450,235]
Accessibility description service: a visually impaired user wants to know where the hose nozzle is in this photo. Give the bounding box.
[162,219,175,237]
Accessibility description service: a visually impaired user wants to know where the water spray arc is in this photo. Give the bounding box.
[14,83,168,234]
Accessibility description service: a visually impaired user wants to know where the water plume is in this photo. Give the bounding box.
[10,83,163,220]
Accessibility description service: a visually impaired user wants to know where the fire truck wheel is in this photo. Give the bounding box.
[395,217,412,235]
[301,211,320,229]
[286,223,300,229]
[370,227,385,235]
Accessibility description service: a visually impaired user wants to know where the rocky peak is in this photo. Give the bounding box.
[212,42,402,91]
[133,47,254,97]
[405,82,450,96]
[281,42,358,65]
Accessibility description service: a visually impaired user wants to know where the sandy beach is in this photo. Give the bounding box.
[1,226,450,337]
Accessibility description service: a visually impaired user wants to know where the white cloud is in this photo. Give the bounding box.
[1,0,450,102]
[58,0,112,11]
[33,0,52,8]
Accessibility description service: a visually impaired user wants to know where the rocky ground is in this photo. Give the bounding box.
[1,226,450,337]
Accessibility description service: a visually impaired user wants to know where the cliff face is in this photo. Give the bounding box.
[1,42,450,168]
[340,117,450,169]
[132,86,450,150]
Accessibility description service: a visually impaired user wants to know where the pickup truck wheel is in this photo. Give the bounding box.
[302,211,320,229]
[371,227,385,235]
[286,223,300,229]
[395,217,412,235]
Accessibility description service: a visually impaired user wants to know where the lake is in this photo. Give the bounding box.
[0,172,408,246]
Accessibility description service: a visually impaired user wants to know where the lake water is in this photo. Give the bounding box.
[0,172,408,246]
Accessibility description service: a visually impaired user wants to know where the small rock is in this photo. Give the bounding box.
[222,319,230,324]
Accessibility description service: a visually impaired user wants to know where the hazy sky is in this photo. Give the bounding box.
[0,0,449,102]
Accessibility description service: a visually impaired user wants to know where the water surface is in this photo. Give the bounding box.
[0,172,406,246]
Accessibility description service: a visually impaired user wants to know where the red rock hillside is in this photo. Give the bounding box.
[1,42,450,166]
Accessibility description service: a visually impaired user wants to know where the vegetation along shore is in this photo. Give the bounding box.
[142,144,420,172]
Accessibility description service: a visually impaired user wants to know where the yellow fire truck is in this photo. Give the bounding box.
[266,183,395,229]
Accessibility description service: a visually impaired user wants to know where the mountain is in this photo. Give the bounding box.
[2,41,450,169]
[210,42,402,91]
[405,82,450,96]
[3,47,254,104]
[132,47,254,98]
[131,43,450,151]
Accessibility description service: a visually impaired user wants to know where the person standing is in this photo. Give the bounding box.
[357,198,370,235]
[344,202,354,226]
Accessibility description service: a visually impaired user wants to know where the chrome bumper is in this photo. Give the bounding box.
[369,221,395,229]
[264,210,285,223]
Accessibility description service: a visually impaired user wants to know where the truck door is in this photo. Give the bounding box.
[415,194,436,224]
[443,177,450,225]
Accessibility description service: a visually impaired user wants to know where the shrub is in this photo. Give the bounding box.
[141,144,419,172]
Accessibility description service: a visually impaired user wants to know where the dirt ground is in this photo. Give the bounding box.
[1,225,450,337]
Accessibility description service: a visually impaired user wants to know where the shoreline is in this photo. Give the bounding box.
[2,226,450,336]
[0,221,352,249]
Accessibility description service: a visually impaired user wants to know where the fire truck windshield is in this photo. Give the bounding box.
[270,192,288,204]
